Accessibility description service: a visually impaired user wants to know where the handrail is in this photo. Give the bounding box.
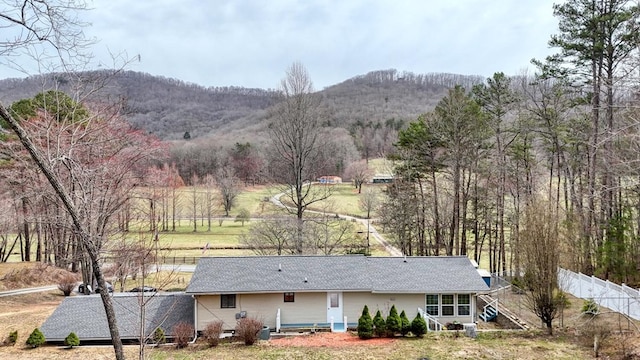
[483,298,498,318]
[417,307,443,331]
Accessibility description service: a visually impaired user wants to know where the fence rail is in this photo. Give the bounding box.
[558,268,640,320]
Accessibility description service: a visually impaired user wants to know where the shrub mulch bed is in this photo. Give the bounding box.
[267,332,395,348]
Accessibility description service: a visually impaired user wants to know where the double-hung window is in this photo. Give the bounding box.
[457,294,471,315]
[441,294,454,316]
[425,294,439,316]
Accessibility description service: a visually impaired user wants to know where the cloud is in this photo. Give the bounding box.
[1,0,558,89]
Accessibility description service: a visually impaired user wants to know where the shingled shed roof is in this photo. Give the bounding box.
[186,256,489,294]
[41,293,193,342]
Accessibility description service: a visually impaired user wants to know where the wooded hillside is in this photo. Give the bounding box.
[0,69,483,141]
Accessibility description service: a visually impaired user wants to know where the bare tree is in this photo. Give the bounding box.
[240,218,297,255]
[359,187,380,252]
[519,198,561,335]
[216,167,240,217]
[345,160,374,193]
[268,62,331,253]
[0,3,131,358]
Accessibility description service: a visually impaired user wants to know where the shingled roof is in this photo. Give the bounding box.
[41,293,194,342]
[186,256,489,294]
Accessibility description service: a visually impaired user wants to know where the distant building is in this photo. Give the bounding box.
[371,174,394,183]
[317,175,342,184]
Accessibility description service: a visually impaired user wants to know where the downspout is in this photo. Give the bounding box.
[190,295,198,344]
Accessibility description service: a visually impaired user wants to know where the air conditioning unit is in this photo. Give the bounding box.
[235,311,247,319]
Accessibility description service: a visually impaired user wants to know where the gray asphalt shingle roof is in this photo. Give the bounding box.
[185,256,489,294]
[40,293,194,342]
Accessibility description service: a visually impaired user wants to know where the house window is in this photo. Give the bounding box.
[221,294,236,308]
[329,293,339,308]
[284,292,295,302]
[441,294,454,316]
[457,294,471,316]
[426,294,439,316]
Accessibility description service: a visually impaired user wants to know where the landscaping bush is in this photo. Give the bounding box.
[357,305,373,339]
[411,313,427,337]
[385,305,401,337]
[372,310,386,338]
[173,322,194,348]
[581,298,599,316]
[26,328,45,348]
[64,332,79,348]
[57,273,77,296]
[235,317,263,345]
[203,320,224,347]
[446,321,463,331]
[153,327,165,344]
[399,310,411,336]
[2,330,17,346]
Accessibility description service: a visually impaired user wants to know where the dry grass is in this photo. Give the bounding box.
[0,263,77,291]
[1,289,637,360]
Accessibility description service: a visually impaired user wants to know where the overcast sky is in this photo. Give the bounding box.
[3,0,560,90]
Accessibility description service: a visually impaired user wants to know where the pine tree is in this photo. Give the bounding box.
[399,310,411,336]
[372,310,386,338]
[411,313,427,337]
[64,332,80,348]
[25,328,45,348]
[385,305,401,337]
[357,305,374,339]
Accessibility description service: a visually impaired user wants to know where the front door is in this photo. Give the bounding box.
[326,292,343,323]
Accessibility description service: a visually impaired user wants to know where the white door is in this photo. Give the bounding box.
[327,292,343,323]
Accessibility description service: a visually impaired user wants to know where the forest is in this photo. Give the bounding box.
[2,0,640,292]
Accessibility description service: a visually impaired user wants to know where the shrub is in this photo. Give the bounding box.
[385,305,401,337]
[399,310,411,336]
[173,322,194,349]
[57,273,77,296]
[357,305,373,339]
[203,321,224,347]
[26,328,45,348]
[411,313,427,337]
[372,310,386,338]
[2,330,17,346]
[153,327,165,344]
[64,332,79,348]
[581,298,599,316]
[235,317,263,346]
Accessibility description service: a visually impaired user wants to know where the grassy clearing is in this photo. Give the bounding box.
[0,331,594,360]
[138,334,590,360]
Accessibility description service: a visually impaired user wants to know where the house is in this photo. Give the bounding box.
[371,174,394,183]
[40,293,194,343]
[185,256,489,332]
[317,175,342,184]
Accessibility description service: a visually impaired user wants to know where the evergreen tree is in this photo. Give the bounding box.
[411,313,427,337]
[385,305,402,337]
[399,310,411,336]
[357,305,374,339]
[64,332,80,348]
[153,327,165,344]
[372,310,386,337]
[25,328,45,348]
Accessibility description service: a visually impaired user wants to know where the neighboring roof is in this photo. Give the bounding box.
[186,256,489,294]
[41,292,193,342]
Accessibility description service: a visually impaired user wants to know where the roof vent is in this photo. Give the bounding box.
[278,263,282,272]
[403,255,407,263]
[304,277,308,283]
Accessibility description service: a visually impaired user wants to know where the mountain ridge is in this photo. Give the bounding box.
[0,69,485,141]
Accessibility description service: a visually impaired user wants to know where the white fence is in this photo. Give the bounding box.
[558,268,640,320]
